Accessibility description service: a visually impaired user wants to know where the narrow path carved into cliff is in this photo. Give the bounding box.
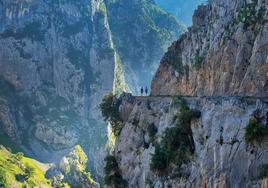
[132,95,268,103]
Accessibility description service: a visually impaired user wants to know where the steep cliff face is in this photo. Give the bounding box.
[152,0,268,97]
[111,0,268,187]
[115,94,268,187]
[0,0,114,179]
[105,0,185,93]
[0,0,184,183]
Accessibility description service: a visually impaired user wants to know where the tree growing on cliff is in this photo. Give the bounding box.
[151,97,200,175]
[150,144,168,173]
[100,93,123,137]
[260,164,268,179]
[104,155,127,188]
[245,111,268,145]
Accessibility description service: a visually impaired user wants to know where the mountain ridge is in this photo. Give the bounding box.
[0,0,186,186]
[107,0,268,187]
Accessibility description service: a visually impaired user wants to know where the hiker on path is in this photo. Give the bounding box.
[145,86,148,96]
[141,87,144,96]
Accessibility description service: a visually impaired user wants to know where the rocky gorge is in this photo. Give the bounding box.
[0,0,185,186]
[112,94,268,187]
[1,0,267,187]
[106,0,268,187]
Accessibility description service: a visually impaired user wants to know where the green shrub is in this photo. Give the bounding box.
[150,144,168,173]
[25,164,35,179]
[1,22,44,41]
[150,127,193,175]
[150,99,200,175]
[237,0,266,30]
[245,117,268,144]
[104,155,127,188]
[14,164,36,183]
[172,96,187,107]
[171,57,183,74]
[100,93,123,137]
[260,164,268,179]
[0,169,7,188]
[238,1,257,28]
[193,50,203,70]
[15,152,24,160]
[148,123,158,143]
[173,101,201,132]
[167,49,184,74]
[15,174,28,182]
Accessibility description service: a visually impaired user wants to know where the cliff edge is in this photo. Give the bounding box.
[108,0,268,187]
[152,0,268,97]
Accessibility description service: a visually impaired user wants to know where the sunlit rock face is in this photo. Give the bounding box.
[0,0,184,181]
[152,0,268,97]
[115,95,268,187]
[0,0,114,180]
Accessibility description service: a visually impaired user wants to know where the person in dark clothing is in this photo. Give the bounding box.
[145,86,148,96]
[141,87,144,96]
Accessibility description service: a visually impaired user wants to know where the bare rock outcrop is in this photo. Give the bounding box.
[114,95,268,188]
[152,0,268,97]
[111,1,268,187]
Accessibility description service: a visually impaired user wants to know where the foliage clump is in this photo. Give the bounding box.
[193,50,204,70]
[245,110,268,144]
[0,168,7,188]
[148,123,158,144]
[0,145,52,187]
[171,95,187,107]
[1,21,44,41]
[169,49,184,74]
[150,97,201,175]
[100,92,123,137]
[259,164,268,179]
[171,56,183,73]
[237,0,266,30]
[104,155,127,188]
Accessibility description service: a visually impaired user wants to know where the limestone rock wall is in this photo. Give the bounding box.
[0,0,115,180]
[0,0,184,182]
[115,95,268,187]
[113,0,268,187]
[152,0,268,97]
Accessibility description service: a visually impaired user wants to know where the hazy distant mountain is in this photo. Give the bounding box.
[155,0,207,26]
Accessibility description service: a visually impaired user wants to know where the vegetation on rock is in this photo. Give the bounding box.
[100,93,123,137]
[150,97,200,175]
[168,49,184,74]
[59,145,96,188]
[259,164,268,179]
[245,115,268,145]
[104,155,127,188]
[148,123,158,144]
[114,54,130,96]
[193,50,203,70]
[1,21,45,41]
[0,145,52,188]
[237,0,266,30]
